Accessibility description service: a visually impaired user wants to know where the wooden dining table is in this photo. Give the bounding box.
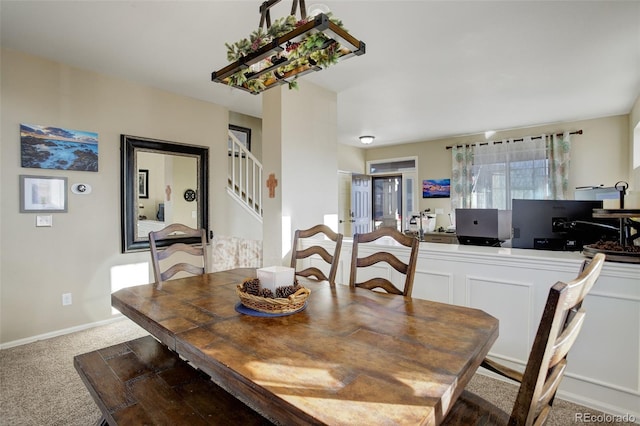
[111,268,499,425]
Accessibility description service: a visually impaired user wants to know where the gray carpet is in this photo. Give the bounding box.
[0,318,635,425]
[0,319,148,426]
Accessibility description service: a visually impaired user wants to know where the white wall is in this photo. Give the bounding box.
[0,48,230,343]
[262,81,338,267]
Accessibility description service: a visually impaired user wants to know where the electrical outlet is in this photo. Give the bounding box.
[36,215,53,227]
[435,208,444,215]
[62,293,72,306]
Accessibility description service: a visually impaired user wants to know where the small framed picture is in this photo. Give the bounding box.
[20,175,68,212]
[138,169,149,199]
[423,179,451,198]
[228,125,251,152]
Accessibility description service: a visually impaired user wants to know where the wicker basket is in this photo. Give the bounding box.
[236,284,310,314]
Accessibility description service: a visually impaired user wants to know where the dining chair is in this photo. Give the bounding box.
[149,223,209,288]
[442,252,606,426]
[290,224,343,285]
[349,227,419,296]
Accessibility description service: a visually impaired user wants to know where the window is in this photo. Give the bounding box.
[368,158,416,174]
[472,138,549,209]
[452,134,571,211]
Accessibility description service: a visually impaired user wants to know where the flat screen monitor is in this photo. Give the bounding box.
[157,203,165,221]
[511,199,617,251]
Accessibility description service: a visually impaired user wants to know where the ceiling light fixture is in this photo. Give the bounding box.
[211,0,366,95]
[359,135,375,145]
[307,3,330,17]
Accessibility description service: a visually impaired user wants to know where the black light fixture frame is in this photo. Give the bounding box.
[211,0,365,94]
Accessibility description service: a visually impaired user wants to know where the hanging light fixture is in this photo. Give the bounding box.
[211,0,366,94]
[359,135,375,145]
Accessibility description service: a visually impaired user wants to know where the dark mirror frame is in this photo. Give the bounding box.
[121,134,209,253]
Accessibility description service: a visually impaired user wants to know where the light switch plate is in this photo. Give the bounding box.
[36,215,53,227]
[62,293,72,306]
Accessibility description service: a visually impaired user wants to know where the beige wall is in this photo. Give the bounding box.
[137,152,166,216]
[0,48,231,344]
[338,143,366,174]
[364,115,632,228]
[136,152,198,226]
[262,81,338,266]
[629,94,640,191]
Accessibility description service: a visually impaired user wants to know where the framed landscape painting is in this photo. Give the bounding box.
[20,123,98,172]
[423,179,450,198]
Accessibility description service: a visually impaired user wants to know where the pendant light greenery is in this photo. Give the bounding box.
[223,13,347,92]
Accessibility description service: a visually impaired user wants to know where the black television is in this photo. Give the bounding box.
[511,199,618,251]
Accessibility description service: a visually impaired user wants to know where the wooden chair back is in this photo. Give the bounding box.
[349,227,419,296]
[149,223,209,288]
[443,252,606,426]
[290,224,343,285]
[509,252,605,425]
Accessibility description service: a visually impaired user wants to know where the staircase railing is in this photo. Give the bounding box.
[228,130,263,220]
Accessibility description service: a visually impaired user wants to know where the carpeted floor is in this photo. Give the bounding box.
[0,318,636,425]
[0,319,148,426]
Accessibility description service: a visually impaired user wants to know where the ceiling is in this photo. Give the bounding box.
[1,1,639,148]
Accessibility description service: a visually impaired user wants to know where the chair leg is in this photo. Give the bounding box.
[96,416,109,426]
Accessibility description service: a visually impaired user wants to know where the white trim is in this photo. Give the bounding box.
[0,315,126,350]
[366,156,417,175]
[226,187,263,223]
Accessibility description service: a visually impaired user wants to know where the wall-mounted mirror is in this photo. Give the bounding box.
[121,134,209,253]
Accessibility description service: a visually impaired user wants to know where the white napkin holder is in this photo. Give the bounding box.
[257,266,295,292]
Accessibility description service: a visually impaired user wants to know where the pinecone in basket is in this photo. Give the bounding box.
[276,283,302,298]
[590,240,640,253]
[259,288,275,299]
[242,278,261,295]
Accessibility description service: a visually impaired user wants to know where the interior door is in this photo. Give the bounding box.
[351,174,371,235]
[338,171,353,237]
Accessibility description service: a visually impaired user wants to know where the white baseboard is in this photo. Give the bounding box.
[0,315,126,350]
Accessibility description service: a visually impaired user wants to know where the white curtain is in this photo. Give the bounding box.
[547,132,572,199]
[450,145,475,212]
[451,133,571,210]
[473,137,547,209]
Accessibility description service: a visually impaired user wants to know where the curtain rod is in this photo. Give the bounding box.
[445,129,583,150]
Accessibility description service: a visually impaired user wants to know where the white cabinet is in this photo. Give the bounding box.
[298,238,640,418]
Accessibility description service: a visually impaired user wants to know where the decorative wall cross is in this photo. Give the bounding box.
[266,173,278,198]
